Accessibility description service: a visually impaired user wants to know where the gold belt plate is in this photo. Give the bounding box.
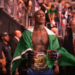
[32,52,47,71]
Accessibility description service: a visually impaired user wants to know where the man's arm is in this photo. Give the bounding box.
[48,9,52,23]
[0,51,6,67]
[52,13,55,21]
[42,4,48,10]
[48,13,51,22]
[1,51,6,67]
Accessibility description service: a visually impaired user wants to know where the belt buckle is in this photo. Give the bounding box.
[32,52,47,71]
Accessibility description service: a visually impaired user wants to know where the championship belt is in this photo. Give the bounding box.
[31,52,48,71]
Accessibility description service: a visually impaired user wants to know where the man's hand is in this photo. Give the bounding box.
[22,50,39,60]
[22,50,33,60]
[47,50,61,61]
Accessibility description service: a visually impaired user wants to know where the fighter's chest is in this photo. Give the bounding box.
[32,32,49,45]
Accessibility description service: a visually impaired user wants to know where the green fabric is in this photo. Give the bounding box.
[46,8,56,18]
[12,27,75,74]
[48,8,56,13]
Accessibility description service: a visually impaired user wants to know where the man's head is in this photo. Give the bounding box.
[71,19,75,33]
[33,10,45,25]
[1,32,9,42]
[51,5,54,11]
[14,30,22,39]
[51,28,58,36]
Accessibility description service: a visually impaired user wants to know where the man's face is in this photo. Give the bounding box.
[51,8,54,11]
[2,35,9,42]
[18,31,22,39]
[34,10,45,24]
[71,21,75,33]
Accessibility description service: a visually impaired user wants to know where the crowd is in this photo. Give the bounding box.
[4,0,32,24]
[0,0,75,75]
[3,0,75,37]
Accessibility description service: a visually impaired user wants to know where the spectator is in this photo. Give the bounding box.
[9,30,22,57]
[58,0,63,36]
[17,0,23,23]
[39,0,48,13]
[63,19,75,75]
[27,0,32,14]
[5,0,12,14]
[0,32,11,75]
[0,51,6,75]
[45,1,51,22]
[60,3,71,37]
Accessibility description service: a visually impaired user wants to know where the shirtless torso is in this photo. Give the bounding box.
[32,28,49,53]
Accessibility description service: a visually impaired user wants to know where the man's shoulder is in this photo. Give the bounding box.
[45,27,55,35]
[22,26,34,35]
[47,8,51,13]
[53,9,56,12]
[11,37,18,42]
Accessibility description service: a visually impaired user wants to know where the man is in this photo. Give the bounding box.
[48,5,56,27]
[0,32,11,75]
[39,0,48,13]
[10,30,22,57]
[63,19,75,75]
[12,10,75,75]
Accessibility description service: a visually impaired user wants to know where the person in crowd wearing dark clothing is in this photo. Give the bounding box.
[9,30,22,75]
[39,0,48,13]
[0,32,11,75]
[10,30,22,57]
[0,51,6,75]
[51,27,64,75]
[63,19,75,75]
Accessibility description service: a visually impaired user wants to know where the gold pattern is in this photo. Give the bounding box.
[31,52,47,71]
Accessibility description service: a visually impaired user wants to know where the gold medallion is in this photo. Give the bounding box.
[32,52,47,71]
